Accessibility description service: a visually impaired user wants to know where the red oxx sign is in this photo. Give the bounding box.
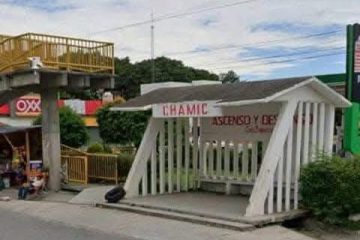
[152,101,222,118]
[16,97,41,116]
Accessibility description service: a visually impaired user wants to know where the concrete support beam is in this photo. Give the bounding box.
[90,77,114,90]
[9,99,16,117]
[0,76,10,91]
[40,87,61,191]
[68,75,90,89]
[10,71,40,88]
[40,72,67,88]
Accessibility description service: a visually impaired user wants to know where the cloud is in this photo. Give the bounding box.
[0,0,358,80]
[0,0,75,12]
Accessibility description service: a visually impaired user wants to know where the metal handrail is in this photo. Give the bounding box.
[0,32,114,74]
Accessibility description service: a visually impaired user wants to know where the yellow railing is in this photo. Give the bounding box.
[0,34,11,43]
[61,144,87,156]
[0,32,114,74]
[60,145,121,184]
[88,153,119,184]
[61,155,88,184]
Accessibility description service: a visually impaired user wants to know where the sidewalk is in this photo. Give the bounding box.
[0,188,77,202]
[0,200,315,240]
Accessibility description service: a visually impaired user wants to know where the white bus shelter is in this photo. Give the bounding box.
[112,76,350,217]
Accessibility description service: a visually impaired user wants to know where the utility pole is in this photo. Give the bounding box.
[151,10,155,83]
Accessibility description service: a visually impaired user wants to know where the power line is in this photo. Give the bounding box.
[165,29,344,58]
[209,50,345,71]
[193,45,345,68]
[86,0,256,35]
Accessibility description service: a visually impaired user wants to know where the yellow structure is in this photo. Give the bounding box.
[0,33,114,74]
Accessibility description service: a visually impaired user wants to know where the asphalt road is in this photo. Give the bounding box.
[0,208,141,240]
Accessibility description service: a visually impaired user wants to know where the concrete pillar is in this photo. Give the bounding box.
[40,87,61,191]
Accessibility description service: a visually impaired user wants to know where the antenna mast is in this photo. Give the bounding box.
[151,10,155,83]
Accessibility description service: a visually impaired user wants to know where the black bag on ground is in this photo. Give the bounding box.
[105,186,126,203]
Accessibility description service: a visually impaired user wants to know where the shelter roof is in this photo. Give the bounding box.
[111,76,350,111]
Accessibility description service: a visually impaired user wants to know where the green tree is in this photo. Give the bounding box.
[33,106,89,148]
[115,56,219,99]
[220,70,240,83]
[96,103,150,147]
[98,56,218,146]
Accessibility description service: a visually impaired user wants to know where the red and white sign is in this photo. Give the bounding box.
[355,36,360,73]
[16,97,41,116]
[152,101,222,118]
[14,95,103,117]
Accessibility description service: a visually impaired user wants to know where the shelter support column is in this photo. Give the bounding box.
[124,118,163,197]
[245,100,298,217]
[41,87,61,191]
[324,104,335,155]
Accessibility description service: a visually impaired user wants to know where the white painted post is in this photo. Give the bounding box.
[262,141,268,162]
[234,143,239,179]
[184,119,190,191]
[192,117,199,189]
[176,118,182,192]
[311,102,318,161]
[294,102,303,209]
[159,120,165,194]
[202,142,208,177]
[124,118,162,197]
[267,174,274,214]
[208,141,214,177]
[285,123,293,211]
[246,101,298,217]
[151,140,157,195]
[168,119,174,193]
[142,167,148,196]
[324,104,335,155]
[303,102,311,165]
[251,142,258,181]
[242,143,249,180]
[216,140,222,178]
[224,140,230,178]
[277,149,284,212]
[318,103,326,153]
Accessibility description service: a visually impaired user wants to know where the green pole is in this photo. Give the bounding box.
[344,24,360,154]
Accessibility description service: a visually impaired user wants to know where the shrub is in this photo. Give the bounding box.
[87,143,104,153]
[34,106,88,148]
[103,144,113,154]
[300,155,360,225]
[96,103,150,147]
[117,153,135,178]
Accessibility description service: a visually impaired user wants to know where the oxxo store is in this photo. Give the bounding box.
[0,94,105,143]
[111,77,350,223]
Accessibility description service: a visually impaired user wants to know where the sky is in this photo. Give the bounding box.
[0,0,359,80]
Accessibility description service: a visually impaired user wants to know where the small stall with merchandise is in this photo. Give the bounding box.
[0,126,42,188]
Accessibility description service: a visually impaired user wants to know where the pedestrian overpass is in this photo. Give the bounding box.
[0,32,114,190]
